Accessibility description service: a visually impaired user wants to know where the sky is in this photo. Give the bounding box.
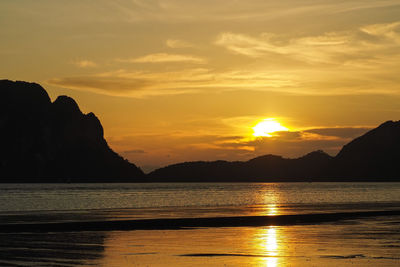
[1,0,400,172]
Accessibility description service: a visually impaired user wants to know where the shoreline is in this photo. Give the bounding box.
[2,210,400,233]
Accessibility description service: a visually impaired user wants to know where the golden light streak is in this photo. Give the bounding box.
[266,204,278,216]
[260,226,279,267]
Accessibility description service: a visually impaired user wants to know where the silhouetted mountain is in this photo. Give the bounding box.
[149,123,400,182]
[0,80,144,182]
[331,120,400,181]
[148,150,333,182]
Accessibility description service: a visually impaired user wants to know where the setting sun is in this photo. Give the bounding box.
[253,119,289,137]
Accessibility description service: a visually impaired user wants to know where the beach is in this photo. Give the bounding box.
[1,183,400,266]
[1,213,400,266]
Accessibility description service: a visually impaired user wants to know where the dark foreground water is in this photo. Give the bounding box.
[0,183,400,266]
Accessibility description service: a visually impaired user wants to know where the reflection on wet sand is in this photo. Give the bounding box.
[0,232,105,266]
[92,216,400,266]
[95,226,287,266]
[258,226,280,267]
[96,219,287,266]
[1,204,400,266]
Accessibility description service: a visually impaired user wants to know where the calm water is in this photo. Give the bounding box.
[1,183,400,266]
[1,182,400,213]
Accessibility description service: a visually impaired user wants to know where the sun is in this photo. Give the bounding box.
[253,118,288,137]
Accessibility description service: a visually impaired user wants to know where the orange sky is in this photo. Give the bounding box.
[1,1,400,172]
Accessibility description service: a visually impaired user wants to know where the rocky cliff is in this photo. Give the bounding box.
[0,80,145,182]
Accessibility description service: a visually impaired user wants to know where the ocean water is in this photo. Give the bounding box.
[1,182,400,213]
[1,183,400,266]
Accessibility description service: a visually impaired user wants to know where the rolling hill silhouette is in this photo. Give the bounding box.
[0,80,144,182]
[149,122,400,182]
[148,151,332,182]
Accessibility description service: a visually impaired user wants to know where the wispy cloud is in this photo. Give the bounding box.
[215,32,281,57]
[49,20,400,98]
[73,60,97,68]
[303,127,372,139]
[360,21,400,42]
[103,0,400,23]
[166,39,194,48]
[212,126,372,157]
[121,53,206,64]
[216,21,400,65]
[47,68,298,97]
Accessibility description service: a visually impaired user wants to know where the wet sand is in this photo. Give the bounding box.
[1,215,400,266]
[1,210,400,232]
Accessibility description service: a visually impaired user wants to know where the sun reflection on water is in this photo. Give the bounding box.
[253,185,284,266]
[266,204,278,216]
[257,199,282,266]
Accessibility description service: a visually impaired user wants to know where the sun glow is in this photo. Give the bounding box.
[253,119,289,137]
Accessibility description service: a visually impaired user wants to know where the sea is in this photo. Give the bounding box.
[1,182,400,266]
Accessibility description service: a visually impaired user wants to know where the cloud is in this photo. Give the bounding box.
[102,0,400,24]
[213,21,400,96]
[47,75,152,96]
[47,68,298,97]
[360,21,400,42]
[203,126,372,158]
[215,21,400,65]
[47,68,209,97]
[215,32,281,57]
[166,39,194,48]
[213,129,353,158]
[48,22,400,98]
[304,127,372,139]
[123,53,206,64]
[73,60,97,68]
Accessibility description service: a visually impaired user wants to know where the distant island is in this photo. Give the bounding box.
[149,120,400,182]
[1,80,400,182]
